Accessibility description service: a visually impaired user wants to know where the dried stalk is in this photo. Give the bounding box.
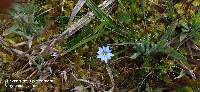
[72,73,96,87]
[69,0,86,23]
[43,0,115,54]
[106,64,115,92]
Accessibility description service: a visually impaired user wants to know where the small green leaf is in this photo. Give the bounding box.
[180,33,187,42]
[66,22,106,52]
[130,52,141,59]
[86,0,115,27]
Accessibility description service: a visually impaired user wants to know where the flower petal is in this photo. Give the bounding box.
[107,53,114,57]
[97,47,103,54]
[106,55,111,60]
[106,46,112,53]
[104,59,108,63]
[104,57,108,63]
[107,49,111,53]
[97,54,103,59]
[101,56,106,61]
[103,46,106,51]
[106,46,109,51]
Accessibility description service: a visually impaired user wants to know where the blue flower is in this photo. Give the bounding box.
[97,46,114,63]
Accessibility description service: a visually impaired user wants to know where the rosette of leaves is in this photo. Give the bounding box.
[6,3,43,40]
[127,34,197,91]
[161,12,200,71]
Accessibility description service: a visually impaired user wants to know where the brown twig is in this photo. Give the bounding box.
[26,69,38,79]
